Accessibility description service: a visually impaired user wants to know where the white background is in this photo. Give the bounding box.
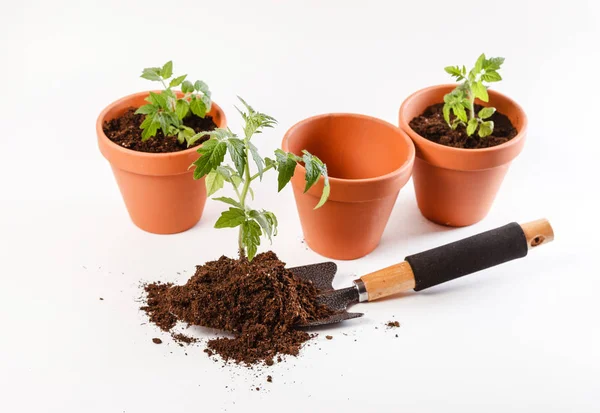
[1,1,599,412]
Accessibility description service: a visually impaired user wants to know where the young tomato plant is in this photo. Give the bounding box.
[135,61,212,146]
[192,97,330,260]
[443,53,505,138]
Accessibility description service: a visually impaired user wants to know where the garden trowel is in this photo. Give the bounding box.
[289,219,554,327]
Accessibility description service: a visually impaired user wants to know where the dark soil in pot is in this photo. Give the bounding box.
[103,107,217,153]
[141,251,334,366]
[409,103,518,149]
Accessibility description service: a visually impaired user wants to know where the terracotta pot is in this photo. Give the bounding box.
[282,114,415,260]
[399,85,527,227]
[97,91,226,234]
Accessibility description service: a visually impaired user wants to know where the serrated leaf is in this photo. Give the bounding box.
[135,104,156,115]
[444,66,463,77]
[474,53,486,73]
[275,152,297,192]
[190,97,207,118]
[213,197,241,208]
[249,210,274,242]
[161,61,173,78]
[314,178,330,209]
[175,99,189,120]
[205,170,225,196]
[481,71,502,82]
[169,74,187,87]
[226,138,246,176]
[442,104,451,125]
[472,81,489,102]
[249,142,264,179]
[231,175,243,188]
[478,121,494,138]
[453,104,468,122]
[141,119,159,141]
[141,67,162,81]
[466,118,478,136]
[241,219,262,261]
[194,80,209,94]
[478,107,496,119]
[148,91,168,109]
[215,207,246,229]
[483,57,505,71]
[181,80,194,94]
[192,139,227,179]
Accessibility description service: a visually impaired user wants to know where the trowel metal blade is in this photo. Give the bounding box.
[288,261,337,291]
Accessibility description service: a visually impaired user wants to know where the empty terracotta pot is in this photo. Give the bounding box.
[97,91,226,234]
[282,114,415,260]
[399,85,527,227]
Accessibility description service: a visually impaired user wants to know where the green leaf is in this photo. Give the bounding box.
[478,121,494,138]
[472,81,489,102]
[135,104,156,115]
[483,57,505,71]
[481,71,502,82]
[187,133,207,146]
[161,61,173,79]
[205,170,225,197]
[249,210,274,242]
[194,80,209,94]
[192,138,227,179]
[314,179,330,209]
[190,97,207,117]
[169,74,187,88]
[275,150,297,191]
[249,142,264,179]
[141,119,159,141]
[214,207,246,228]
[181,80,194,94]
[478,107,496,119]
[213,197,241,208]
[141,67,162,81]
[453,104,468,122]
[241,219,262,261]
[226,138,247,176]
[442,104,451,125]
[175,99,189,120]
[444,66,463,78]
[147,91,168,109]
[466,118,478,136]
[474,53,486,74]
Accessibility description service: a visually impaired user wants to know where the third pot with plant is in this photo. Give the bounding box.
[399,54,527,227]
[283,114,415,260]
[97,61,226,234]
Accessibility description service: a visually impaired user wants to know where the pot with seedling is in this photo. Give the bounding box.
[399,54,527,227]
[97,61,226,234]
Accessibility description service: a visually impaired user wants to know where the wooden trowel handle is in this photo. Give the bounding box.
[356,219,554,302]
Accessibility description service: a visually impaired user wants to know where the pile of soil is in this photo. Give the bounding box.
[409,103,518,149]
[141,251,334,365]
[103,107,217,153]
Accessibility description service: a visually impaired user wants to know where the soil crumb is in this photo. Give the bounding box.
[171,332,198,344]
[386,321,400,328]
[152,338,162,344]
[409,103,517,149]
[326,335,333,340]
[267,375,273,383]
[103,107,217,153]
[142,252,334,365]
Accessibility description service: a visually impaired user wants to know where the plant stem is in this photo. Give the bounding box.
[468,82,475,120]
[249,163,276,182]
[237,139,253,257]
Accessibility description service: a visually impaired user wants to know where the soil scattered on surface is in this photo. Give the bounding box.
[103,107,217,153]
[152,338,162,344]
[267,375,272,383]
[326,335,333,340]
[386,321,400,328]
[409,103,517,149]
[171,332,198,344]
[141,252,334,365]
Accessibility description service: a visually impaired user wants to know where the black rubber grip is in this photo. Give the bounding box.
[406,223,528,291]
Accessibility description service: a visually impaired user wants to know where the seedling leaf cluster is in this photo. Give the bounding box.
[193,97,330,260]
[136,61,212,146]
[443,53,505,138]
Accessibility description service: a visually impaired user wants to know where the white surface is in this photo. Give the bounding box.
[1,1,599,412]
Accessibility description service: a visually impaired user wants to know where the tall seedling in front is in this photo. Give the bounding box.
[193,97,330,260]
[443,53,505,138]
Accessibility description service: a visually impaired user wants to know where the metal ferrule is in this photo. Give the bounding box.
[353,279,369,302]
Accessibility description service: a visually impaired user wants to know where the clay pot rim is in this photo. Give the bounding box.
[282,112,415,187]
[399,84,528,155]
[96,90,226,160]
